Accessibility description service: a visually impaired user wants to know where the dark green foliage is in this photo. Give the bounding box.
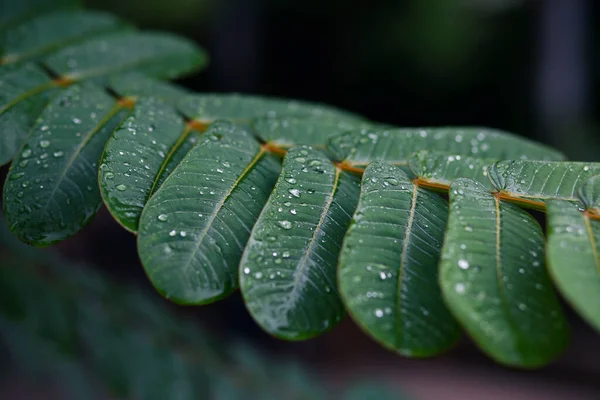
[2,0,600,370]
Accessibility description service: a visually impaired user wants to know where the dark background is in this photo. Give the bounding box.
[7,0,600,398]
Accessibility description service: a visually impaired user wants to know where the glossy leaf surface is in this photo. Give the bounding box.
[177,93,363,125]
[439,179,569,367]
[253,116,367,149]
[100,98,196,232]
[137,122,280,304]
[339,162,460,356]
[3,83,129,246]
[488,161,600,207]
[546,200,600,332]
[409,151,496,191]
[240,146,360,340]
[328,128,565,168]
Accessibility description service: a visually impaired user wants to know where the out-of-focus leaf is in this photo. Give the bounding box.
[43,31,208,82]
[1,10,129,65]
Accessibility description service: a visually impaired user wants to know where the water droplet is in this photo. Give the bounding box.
[254,272,263,279]
[53,151,64,158]
[21,149,32,158]
[169,230,177,236]
[39,140,50,148]
[289,188,301,198]
[180,231,187,237]
[455,283,466,294]
[290,209,297,215]
[243,267,251,274]
[278,220,292,229]
[307,188,315,194]
[116,184,127,191]
[518,303,527,311]
[464,225,473,232]
[375,309,384,318]
[295,157,306,163]
[282,251,290,258]
[104,172,114,180]
[72,117,82,124]
[157,214,168,221]
[458,259,469,270]
[18,159,29,168]
[286,177,297,184]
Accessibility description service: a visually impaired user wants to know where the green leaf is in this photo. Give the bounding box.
[3,83,129,246]
[0,0,79,31]
[252,116,369,149]
[338,162,460,357]
[409,151,496,191]
[439,178,569,367]
[1,11,129,65]
[43,31,208,82]
[487,161,600,208]
[0,63,59,166]
[546,200,600,332]
[177,93,363,126]
[137,122,280,304]
[239,146,360,340]
[328,127,565,169]
[100,97,196,232]
[578,175,600,214]
[108,72,190,105]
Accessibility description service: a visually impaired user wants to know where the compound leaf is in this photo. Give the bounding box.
[338,162,460,357]
[240,146,360,340]
[546,200,600,332]
[439,178,569,367]
[3,83,129,246]
[328,128,565,169]
[137,122,280,305]
[100,97,198,232]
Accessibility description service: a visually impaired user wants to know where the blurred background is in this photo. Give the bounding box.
[2,0,600,398]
